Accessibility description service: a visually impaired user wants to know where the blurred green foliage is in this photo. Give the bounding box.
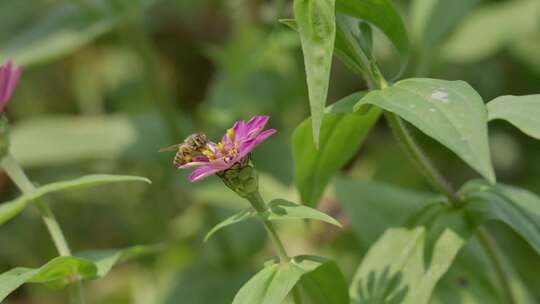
[0,0,539,303]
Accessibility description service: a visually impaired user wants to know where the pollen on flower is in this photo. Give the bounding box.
[227,128,235,142]
[200,148,215,160]
[216,142,225,152]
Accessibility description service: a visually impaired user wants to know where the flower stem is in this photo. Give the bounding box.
[384,112,461,206]
[0,153,85,304]
[247,192,289,262]
[477,227,515,304]
[246,191,305,304]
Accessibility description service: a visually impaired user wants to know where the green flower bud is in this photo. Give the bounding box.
[217,155,258,198]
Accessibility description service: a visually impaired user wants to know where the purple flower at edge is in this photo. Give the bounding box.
[0,59,22,112]
[180,115,277,182]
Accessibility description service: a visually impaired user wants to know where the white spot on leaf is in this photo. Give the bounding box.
[431,89,449,103]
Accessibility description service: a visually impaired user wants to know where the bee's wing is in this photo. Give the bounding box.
[159,143,182,152]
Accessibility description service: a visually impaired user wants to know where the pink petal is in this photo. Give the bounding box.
[236,138,258,161]
[4,66,21,102]
[254,128,277,144]
[177,160,209,169]
[0,65,9,104]
[245,115,269,139]
[235,128,276,160]
[233,120,247,140]
[0,60,22,110]
[189,166,222,182]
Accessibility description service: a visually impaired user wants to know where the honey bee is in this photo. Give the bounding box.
[159,133,209,168]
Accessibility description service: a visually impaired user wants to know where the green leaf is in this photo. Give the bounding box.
[0,246,155,302]
[350,203,473,304]
[461,181,540,255]
[233,256,347,304]
[278,16,374,79]
[204,199,341,242]
[265,199,342,227]
[335,0,409,75]
[204,208,257,242]
[335,179,438,246]
[441,0,540,62]
[293,92,381,206]
[299,257,349,304]
[0,257,97,296]
[294,0,336,147]
[487,95,540,140]
[232,262,303,304]
[356,78,495,183]
[279,19,298,31]
[0,174,151,225]
[410,0,481,49]
[433,238,507,304]
[334,15,372,77]
[0,245,154,301]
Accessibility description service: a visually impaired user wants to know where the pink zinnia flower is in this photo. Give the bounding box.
[180,115,277,182]
[0,60,22,112]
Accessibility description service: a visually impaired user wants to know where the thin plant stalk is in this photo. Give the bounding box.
[477,227,516,304]
[0,153,85,304]
[246,191,305,304]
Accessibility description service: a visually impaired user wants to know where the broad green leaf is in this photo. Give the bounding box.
[335,179,438,246]
[356,78,495,183]
[293,92,381,207]
[204,208,257,242]
[336,179,530,303]
[294,0,336,147]
[433,237,507,304]
[0,174,151,225]
[461,181,540,255]
[204,199,341,242]
[442,0,540,63]
[487,95,540,140]
[233,256,346,304]
[0,245,154,301]
[335,0,409,75]
[265,199,342,227]
[232,262,303,304]
[350,203,472,304]
[410,0,480,49]
[299,257,349,304]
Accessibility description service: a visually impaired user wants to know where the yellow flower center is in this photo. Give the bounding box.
[216,142,225,152]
